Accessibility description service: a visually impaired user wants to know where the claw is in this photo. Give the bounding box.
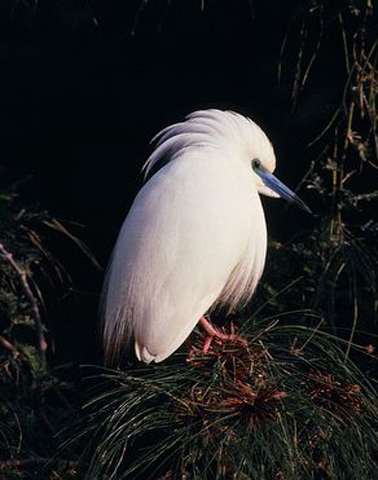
[199,317,247,354]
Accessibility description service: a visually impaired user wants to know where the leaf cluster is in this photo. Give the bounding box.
[72,322,378,480]
[0,183,91,479]
[271,0,378,341]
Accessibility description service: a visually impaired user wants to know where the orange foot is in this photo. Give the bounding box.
[199,317,248,354]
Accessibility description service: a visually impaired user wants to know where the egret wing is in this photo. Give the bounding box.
[102,151,265,362]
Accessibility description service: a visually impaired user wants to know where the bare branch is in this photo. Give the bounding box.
[0,456,77,472]
[0,243,47,366]
[0,334,23,359]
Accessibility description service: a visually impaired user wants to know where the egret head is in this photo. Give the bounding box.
[143,109,310,213]
[250,155,311,213]
[229,111,311,213]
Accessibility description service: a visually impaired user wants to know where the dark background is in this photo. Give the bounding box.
[0,0,355,364]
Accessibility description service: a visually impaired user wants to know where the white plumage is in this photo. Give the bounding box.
[101,109,307,364]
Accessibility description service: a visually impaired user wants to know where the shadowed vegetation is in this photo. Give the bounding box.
[69,322,378,480]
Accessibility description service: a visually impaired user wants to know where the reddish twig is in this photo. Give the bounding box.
[0,242,47,365]
[0,456,77,472]
[0,334,21,357]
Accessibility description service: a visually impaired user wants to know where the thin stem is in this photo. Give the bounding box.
[0,334,24,360]
[0,457,77,472]
[0,242,47,367]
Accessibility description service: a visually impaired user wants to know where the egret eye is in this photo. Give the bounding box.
[252,158,261,170]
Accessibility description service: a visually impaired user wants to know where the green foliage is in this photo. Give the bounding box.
[0,184,90,479]
[271,0,378,335]
[73,322,378,480]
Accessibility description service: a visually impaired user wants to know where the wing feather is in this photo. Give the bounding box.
[102,150,266,363]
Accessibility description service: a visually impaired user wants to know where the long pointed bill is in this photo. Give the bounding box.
[257,168,312,214]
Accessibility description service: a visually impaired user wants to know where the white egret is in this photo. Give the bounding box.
[101,109,310,364]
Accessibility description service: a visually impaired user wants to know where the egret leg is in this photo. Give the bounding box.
[199,317,247,354]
